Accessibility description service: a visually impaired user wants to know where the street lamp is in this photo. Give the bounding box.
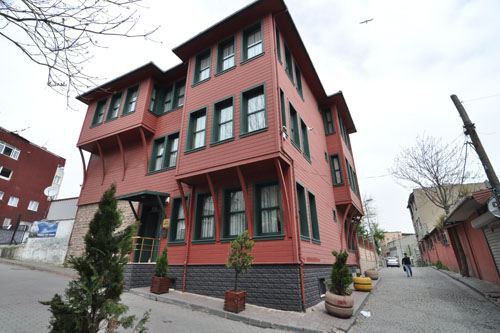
[364,198,379,269]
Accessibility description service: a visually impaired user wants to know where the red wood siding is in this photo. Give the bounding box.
[0,130,65,224]
[176,15,278,178]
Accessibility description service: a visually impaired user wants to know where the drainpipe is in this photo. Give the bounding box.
[290,161,306,312]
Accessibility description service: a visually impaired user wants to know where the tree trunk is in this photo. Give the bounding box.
[234,271,239,291]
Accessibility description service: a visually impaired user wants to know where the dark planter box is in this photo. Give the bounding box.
[150,276,170,294]
[224,290,246,313]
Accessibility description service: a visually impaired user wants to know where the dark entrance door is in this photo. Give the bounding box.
[133,205,161,263]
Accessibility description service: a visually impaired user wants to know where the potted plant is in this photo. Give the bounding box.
[325,250,354,318]
[224,231,254,313]
[364,268,379,280]
[151,246,169,294]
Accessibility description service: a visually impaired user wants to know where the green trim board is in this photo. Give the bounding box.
[294,62,303,98]
[216,35,236,74]
[185,107,208,152]
[168,196,189,245]
[240,82,267,136]
[280,89,287,136]
[289,102,300,147]
[284,42,294,84]
[276,25,282,63]
[192,191,216,243]
[329,154,344,186]
[192,48,212,85]
[322,107,335,135]
[253,179,284,240]
[241,20,263,63]
[106,91,123,121]
[296,181,310,240]
[91,97,108,127]
[211,95,235,144]
[300,118,311,161]
[221,185,247,241]
[149,131,180,172]
[122,84,140,116]
[307,189,320,242]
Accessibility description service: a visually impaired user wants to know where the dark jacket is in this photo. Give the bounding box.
[402,256,411,265]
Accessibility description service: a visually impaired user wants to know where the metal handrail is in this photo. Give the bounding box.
[130,236,160,263]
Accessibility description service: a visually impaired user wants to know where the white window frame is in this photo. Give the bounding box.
[3,218,12,228]
[0,191,4,200]
[8,196,19,207]
[28,200,39,212]
[0,141,21,160]
[0,166,13,180]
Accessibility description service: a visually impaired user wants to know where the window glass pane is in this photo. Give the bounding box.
[175,204,185,241]
[229,190,245,236]
[246,28,262,59]
[201,196,214,238]
[168,137,179,167]
[175,81,186,107]
[247,93,265,132]
[218,105,233,141]
[164,88,172,112]
[222,43,235,70]
[153,139,165,170]
[260,184,279,233]
[193,114,206,149]
[0,166,13,179]
[8,196,19,207]
[199,54,210,81]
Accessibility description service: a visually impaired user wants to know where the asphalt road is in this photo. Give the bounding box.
[349,266,500,332]
[0,262,281,332]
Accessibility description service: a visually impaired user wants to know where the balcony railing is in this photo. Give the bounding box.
[130,236,160,263]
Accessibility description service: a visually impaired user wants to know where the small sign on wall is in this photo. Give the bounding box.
[162,218,170,228]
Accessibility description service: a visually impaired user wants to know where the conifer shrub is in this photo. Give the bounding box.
[41,185,149,333]
[327,250,352,296]
[154,246,168,277]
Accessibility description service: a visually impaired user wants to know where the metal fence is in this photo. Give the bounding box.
[0,225,28,245]
[0,212,37,245]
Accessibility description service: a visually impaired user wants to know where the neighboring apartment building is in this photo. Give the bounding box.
[386,233,420,263]
[407,184,485,253]
[0,127,66,230]
[381,231,402,257]
[69,0,363,311]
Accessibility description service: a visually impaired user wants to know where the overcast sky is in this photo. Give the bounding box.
[2,0,499,233]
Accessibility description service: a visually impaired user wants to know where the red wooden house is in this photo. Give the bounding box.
[69,0,363,311]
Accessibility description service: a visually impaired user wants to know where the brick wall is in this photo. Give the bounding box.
[66,200,138,261]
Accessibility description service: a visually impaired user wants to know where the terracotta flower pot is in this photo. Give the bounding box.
[325,291,354,318]
[150,276,170,294]
[224,290,246,313]
[365,270,379,280]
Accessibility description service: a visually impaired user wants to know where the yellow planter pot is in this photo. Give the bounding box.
[353,276,373,291]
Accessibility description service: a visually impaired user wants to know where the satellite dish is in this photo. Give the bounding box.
[488,197,500,218]
[44,186,59,198]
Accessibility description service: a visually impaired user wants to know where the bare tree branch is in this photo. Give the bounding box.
[390,134,480,214]
[0,0,159,107]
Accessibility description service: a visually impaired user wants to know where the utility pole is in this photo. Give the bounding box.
[450,94,500,208]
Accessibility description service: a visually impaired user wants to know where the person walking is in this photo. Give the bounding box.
[402,253,412,277]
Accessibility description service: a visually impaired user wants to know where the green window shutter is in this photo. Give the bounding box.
[294,62,303,98]
[284,43,294,83]
[300,119,310,160]
[276,26,282,63]
[92,98,108,126]
[296,182,310,240]
[106,91,123,121]
[123,85,139,115]
[330,154,343,185]
[289,103,300,148]
[280,89,287,134]
[308,191,320,242]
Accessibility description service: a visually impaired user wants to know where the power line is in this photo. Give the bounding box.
[461,93,500,103]
[358,174,390,180]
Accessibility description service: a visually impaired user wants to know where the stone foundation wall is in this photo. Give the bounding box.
[66,201,138,261]
[302,264,332,308]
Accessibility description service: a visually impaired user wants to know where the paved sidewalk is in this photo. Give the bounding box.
[432,266,500,308]
[0,258,377,332]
